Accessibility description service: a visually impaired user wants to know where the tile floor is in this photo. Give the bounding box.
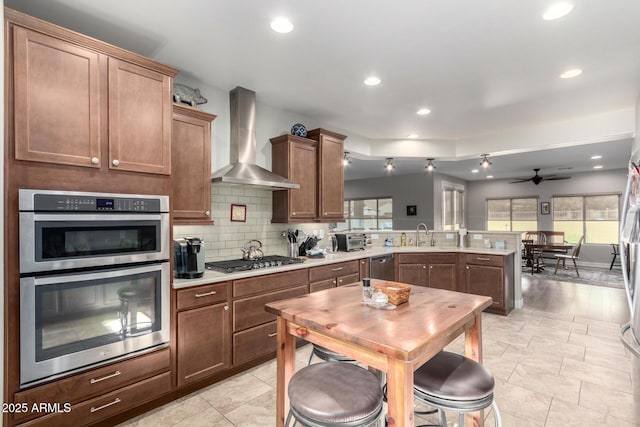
[118,273,638,426]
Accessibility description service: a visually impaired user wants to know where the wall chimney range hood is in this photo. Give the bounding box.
[211,87,300,190]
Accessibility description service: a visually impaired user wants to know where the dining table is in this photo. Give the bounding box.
[265,280,493,427]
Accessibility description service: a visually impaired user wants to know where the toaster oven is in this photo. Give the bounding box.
[334,233,366,251]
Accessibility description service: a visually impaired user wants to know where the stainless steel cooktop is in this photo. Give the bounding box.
[205,255,303,273]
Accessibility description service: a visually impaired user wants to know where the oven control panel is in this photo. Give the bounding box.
[20,190,169,213]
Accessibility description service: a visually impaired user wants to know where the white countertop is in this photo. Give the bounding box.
[173,245,516,289]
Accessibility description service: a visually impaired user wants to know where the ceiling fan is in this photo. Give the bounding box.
[509,168,571,185]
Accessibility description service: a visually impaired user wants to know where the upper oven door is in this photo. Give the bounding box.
[20,213,170,273]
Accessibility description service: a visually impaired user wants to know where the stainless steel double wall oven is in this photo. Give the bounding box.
[18,189,170,388]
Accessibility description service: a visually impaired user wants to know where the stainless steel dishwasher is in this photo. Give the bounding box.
[369,254,394,280]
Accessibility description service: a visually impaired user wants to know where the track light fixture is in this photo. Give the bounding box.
[480,154,492,168]
[385,158,395,171]
[343,151,352,166]
[425,158,436,172]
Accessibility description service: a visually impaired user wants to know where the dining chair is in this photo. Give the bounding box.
[610,243,620,270]
[412,351,502,427]
[285,362,384,427]
[553,236,585,277]
[522,239,544,274]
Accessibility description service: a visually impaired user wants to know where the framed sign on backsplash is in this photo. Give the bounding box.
[231,204,247,222]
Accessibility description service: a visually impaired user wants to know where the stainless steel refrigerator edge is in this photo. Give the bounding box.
[619,156,640,424]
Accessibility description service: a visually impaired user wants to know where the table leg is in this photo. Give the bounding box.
[276,317,296,427]
[465,313,485,427]
[386,358,414,427]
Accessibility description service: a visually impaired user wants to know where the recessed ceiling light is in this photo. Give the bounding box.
[270,16,294,33]
[560,68,582,79]
[416,108,431,116]
[590,155,602,160]
[364,76,381,86]
[471,169,479,173]
[487,175,494,179]
[593,165,603,169]
[542,2,574,20]
[407,133,419,139]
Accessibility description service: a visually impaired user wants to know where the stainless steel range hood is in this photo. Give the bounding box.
[211,87,300,190]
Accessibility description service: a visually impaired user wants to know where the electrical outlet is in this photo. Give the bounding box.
[372,234,379,239]
[318,229,325,238]
[473,234,483,240]
[446,234,454,239]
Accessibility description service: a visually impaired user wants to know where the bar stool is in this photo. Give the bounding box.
[413,351,502,427]
[308,344,356,365]
[117,286,153,338]
[286,362,384,427]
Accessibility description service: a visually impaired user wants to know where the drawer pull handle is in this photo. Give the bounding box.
[195,290,217,298]
[90,398,121,413]
[476,257,491,261]
[331,267,344,271]
[90,370,121,384]
[267,332,277,337]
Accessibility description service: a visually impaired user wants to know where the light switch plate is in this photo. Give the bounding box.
[319,229,325,238]
[473,234,483,240]
[372,234,379,239]
[446,234,454,239]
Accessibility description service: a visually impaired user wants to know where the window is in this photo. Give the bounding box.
[339,198,393,230]
[553,194,619,244]
[442,184,464,231]
[487,197,538,232]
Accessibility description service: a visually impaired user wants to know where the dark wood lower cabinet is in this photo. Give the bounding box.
[232,321,278,366]
[462,253,514,315]
[177,303,230,387]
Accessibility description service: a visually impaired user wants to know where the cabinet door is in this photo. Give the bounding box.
[13,26,103,168]
[464,264,504,307]
[177,302,230,387]
[318,134,344,221]
[172,105,216,224]
[428,263,457,291]
[108,58,172,174]
[310,278,336,293]
[289,140,318,221]
[398,264,427,287]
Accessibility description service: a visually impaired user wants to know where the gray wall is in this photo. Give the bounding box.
[467,168,627,264]
[344,172,467,231]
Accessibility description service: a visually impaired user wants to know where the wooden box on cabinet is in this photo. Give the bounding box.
[176,282,231,387]
[172,104,217,224]
[7,9,177,175]
[271,134,318,223]
[306,128,347,222]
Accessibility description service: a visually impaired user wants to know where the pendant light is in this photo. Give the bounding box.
[343,151,352,166]
[480,154,492,168]
[425,158,436,172]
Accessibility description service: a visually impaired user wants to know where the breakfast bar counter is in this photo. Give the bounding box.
[265,281,493,427]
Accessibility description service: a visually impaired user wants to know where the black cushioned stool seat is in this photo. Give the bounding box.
[308,344,356,365]
[413,351,502,427]
[286,362,383,427]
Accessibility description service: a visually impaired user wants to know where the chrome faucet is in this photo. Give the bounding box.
[416,223,429,246]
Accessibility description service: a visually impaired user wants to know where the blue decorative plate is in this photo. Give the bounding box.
[291,123,307,137]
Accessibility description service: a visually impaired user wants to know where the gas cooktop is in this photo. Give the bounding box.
[205,255,304,274]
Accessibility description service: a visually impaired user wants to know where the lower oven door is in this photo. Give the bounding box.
[20,262,170,388]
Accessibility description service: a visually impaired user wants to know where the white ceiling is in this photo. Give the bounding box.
[7,0,639,181]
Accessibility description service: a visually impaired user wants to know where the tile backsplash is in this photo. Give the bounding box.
[173,184,329,262]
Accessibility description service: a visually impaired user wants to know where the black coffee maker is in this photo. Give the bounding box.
[174,237,205,279]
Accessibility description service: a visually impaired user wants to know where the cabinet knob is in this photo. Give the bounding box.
[466,266,470,270]
[91,157,100,165]
[224,305,229,311]
[339,279,343,284]
[324,212,328,215]
[422,265,426,269]
[333,279,337,285]
[112,159,120,166]
[430,265,433,269]
[205,210,210,215]
[292,212,296,216]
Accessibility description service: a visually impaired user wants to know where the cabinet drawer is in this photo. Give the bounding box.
[310,279,335,293]
[233,269,308,298]
[427,253,457,264]
[177,282,229,310]
[14,348,170,423]
[18,372,171,427]
[337,272,359,287]
[233,284,308,331]
[397,254,428,264]
[309,261,359,282]
[463,253,504,267]
[233,321,277,366]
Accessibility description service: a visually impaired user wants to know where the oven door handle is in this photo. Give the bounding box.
[28,213,166,222]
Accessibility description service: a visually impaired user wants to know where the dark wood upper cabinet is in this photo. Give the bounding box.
[271,128,346,223]
[172,104,217,224]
